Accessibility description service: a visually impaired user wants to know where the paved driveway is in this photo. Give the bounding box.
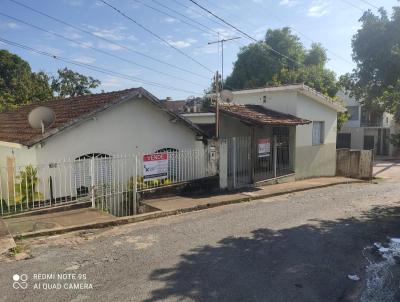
[1,180,400,302]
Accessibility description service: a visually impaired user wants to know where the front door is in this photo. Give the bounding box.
[254,127,291,182]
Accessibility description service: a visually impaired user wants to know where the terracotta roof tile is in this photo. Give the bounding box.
[0,88,143,146]
[219,104,311,126]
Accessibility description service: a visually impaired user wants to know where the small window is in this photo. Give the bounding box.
[312,121,324,145]
[347,106,359,121]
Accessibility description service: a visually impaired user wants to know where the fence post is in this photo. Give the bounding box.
[90,156,95,208]
[133,155,137,215]
[232,137,237,188]
[273,135,277,179]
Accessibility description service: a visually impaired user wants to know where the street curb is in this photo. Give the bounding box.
[14,180,366,239]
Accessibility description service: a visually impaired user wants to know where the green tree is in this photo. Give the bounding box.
[304,43,328,66]
[340,5,400,120]
[0,49,52,111]
[225,28,338,97]
[51,67,101,98]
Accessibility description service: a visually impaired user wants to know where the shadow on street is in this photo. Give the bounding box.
[145,204,400,302]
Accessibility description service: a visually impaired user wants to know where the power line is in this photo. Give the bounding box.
[132,0,215,36]
[151,0,219,36]
[0,12,206,89]
[100,0,214,73]
[357,0,380,10]
[340,0,365,12]
[169,0,249,50]
[0,37,203,95]
[189,0,353,71]
[187,0,302,67]
[7,0,210,80]
[171,0,231,31]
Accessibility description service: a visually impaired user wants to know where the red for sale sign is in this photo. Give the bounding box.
[143,153,169,181]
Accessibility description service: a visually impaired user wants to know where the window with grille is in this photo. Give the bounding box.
[312,121,324,145]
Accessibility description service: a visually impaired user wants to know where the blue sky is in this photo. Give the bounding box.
[0,0,398,99]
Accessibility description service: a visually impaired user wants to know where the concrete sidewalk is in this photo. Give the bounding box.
[142,177,362,211]
[4,208,115,237]
[4,177,364,239]
[0,218,16,254]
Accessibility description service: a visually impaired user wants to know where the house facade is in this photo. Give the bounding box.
[185,84,344,180]
[0,88,208,210]
[337,90,398,156]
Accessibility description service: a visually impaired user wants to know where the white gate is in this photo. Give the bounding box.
[0,148,214,217]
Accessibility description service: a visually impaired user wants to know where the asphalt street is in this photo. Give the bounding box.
[1,178,400,302]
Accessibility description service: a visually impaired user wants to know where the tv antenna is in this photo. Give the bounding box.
[208,36,241,90]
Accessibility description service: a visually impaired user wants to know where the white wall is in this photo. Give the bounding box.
[182,113,215,124]
[219,114,252,138]
[230,89,339,178]
[232,90,298,116]
[0,98,205,203]
[34,98,203,163]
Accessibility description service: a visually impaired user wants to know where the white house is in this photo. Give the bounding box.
[0,87,208,209]
[185,84,345,180]
[337,90,398,156]
[0,87,206,167]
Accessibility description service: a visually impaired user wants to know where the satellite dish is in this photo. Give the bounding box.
[221,90,234,103]
[28,106,55,134]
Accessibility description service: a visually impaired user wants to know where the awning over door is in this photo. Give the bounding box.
[219,104,311,126]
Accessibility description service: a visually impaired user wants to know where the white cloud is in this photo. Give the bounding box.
[6,22,20,29]
[202,27,237,40]
[73,56,96,64]
[35,45,63,55]
[63,27,82,39]
[100,75,139,90]
[279,0,299,7]
[166,38,197,49]
[63,0,83,7]
[68,40,94,49]
[88,25,128,41]
[0,21,21,30]
[193,44,219,55]
[307,1,330,18]
[97,41,123,51]
[163,17,178,23]
[252,0,263,3]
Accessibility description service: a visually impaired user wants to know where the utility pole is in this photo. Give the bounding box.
[208,37,241,90]
[213,71,221,139]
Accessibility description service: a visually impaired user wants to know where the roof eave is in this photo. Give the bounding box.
[25,91,142,147]
[220,109,311,127]
[25,88,208,147]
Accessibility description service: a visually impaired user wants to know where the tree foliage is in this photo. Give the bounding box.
[51,67,101,98]
[225,28,338,97]
[340,5,400,120]
[0,50,102,111]
[0,49,52,111]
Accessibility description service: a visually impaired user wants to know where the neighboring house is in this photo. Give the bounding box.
[184,84,345,180]
[161,97,203,113]
[337,90,398,156]
[0,87,206,170]
[182,112,215,138]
